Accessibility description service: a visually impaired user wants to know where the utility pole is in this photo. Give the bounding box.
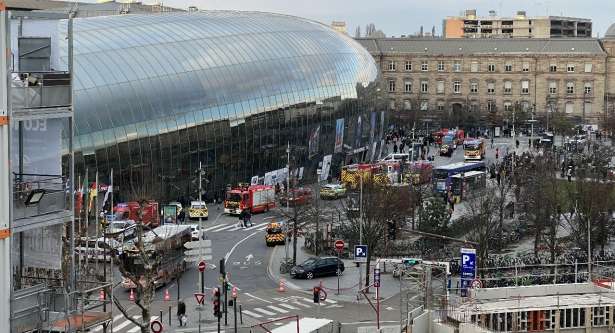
[198,161,204,300]
[358,175,363,291]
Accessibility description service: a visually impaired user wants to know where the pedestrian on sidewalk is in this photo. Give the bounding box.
[241,209,252,227]
[495,147,499,160]
[566,167,572,182]
[177,301,186,326]
[393,144,398,154]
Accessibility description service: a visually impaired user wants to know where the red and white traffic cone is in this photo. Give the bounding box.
[278,278,286,292]
[99,289,105,301]
[129,289,135,301]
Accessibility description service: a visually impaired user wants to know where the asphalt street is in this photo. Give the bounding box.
[106,135,530,332]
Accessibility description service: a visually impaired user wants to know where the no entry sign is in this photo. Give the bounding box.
[334,240,345,252]
[198,260,207,272]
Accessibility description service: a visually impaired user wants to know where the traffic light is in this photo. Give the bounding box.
[213,288,221,317]
[313,287,320,304]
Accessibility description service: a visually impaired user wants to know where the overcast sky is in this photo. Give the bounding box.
[132,0,614,37]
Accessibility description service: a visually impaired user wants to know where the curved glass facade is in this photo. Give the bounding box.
[59,11,384,201]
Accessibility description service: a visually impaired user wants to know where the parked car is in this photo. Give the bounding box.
[281,187,313,206]
[188,224,203,240]
[320,184,346,199]
[290,257,345,279]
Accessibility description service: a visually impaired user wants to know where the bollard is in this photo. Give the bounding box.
[239,304,243,324]
[160,310,163,324]
[278,278,286,292]
[169,306,172,325]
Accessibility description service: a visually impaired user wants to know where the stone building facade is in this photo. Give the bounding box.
[357,38,608,127]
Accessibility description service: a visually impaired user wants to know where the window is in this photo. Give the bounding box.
[471,62,479,72]
[405,61,412,71]
[420,80,428,93]
[487,82,495,94]
[488,64,496,72]
[389,99,396,110]
[585,102,592,114]
[453,80,461,94]
[567,64,575,72]
[565,102,574,114]
[521,101,530,111]
[404,81,412,93]
[470,103,479,112]
[505,63,513,72]
[584,82,592,95]
[521,80,529,94]
[487,100,496,112]
[437,101,445,111]
[550,64,557,72]
[436,80,444,94]
[420,100,428,111]
[437,61,445,71]
[470,82,478,93]
[522,62,530,72]
[453,62,461,72]
[593,306,608,327]
[549,81,557,95]
[504,81,512,94]
[403,100,411,110]
[421,61,428,71]
[388,79,396,92]
[504,101,512,111]
[585,63,593,73]
[567,81,575,94]
[387,61,396,71]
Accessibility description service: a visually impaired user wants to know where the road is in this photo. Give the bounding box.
[105,135,528,332]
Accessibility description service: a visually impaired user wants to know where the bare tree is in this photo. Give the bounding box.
[462,190,498,270]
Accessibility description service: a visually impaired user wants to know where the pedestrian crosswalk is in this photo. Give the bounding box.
[90,314,160,333]
[241,295,339,319]
[202,222,270,233]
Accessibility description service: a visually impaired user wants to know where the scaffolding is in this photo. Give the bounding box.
[3,9,112,332]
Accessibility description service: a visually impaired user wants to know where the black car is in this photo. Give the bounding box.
[290,257,345,279]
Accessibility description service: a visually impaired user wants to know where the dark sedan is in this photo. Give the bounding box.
[290,257,345,280]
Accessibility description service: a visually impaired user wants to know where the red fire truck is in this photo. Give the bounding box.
[224,184,276,215]
[114,201,160,228]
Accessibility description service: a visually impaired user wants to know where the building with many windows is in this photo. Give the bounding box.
[357,37,606,128]
[444,9,592,39]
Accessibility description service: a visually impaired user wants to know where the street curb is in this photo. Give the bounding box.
[266,243,304,292]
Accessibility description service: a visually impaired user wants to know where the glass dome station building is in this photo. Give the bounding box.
[61,11,384,201]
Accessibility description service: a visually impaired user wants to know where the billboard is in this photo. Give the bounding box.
[320,154,332,182]
[354,115,362,149]
[334,118,344,153]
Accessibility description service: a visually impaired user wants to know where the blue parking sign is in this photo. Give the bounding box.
[460,248,476,297]
[354,245,367,263]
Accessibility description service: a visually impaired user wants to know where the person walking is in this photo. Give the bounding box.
[515,139,519,149]
[566,167,573,182]
[393,144,398,154]
[177,301,186,326]
[495,147,499,160]
[242,208,252,227]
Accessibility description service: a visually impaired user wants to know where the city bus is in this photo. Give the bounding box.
[463,139,485,160]
[450,170,487,202]
[432,161,486,194]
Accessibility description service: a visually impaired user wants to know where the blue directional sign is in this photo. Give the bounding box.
[460,248,476,297]
[354,245,368,263]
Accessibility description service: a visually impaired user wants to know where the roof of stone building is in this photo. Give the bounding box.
[356,37,606,56]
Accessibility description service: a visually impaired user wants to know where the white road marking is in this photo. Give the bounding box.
[277,303,299,310]
[241,310,263,318]
[203,224,228,232]
[267,305,289,313]
[257,225,270,231]
[292,301,312,308]
[253,307,276,316]
[113,315,141,331]
[224,231,261,264]
[244,293,272,304]
[244,222,268,231]
[212,225,237,232]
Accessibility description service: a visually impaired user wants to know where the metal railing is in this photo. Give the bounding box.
[11,71,71,110]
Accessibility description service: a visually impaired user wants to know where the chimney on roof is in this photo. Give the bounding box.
[489,10,496,17]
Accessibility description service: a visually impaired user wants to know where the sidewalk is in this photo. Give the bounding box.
[268,237,401,303]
